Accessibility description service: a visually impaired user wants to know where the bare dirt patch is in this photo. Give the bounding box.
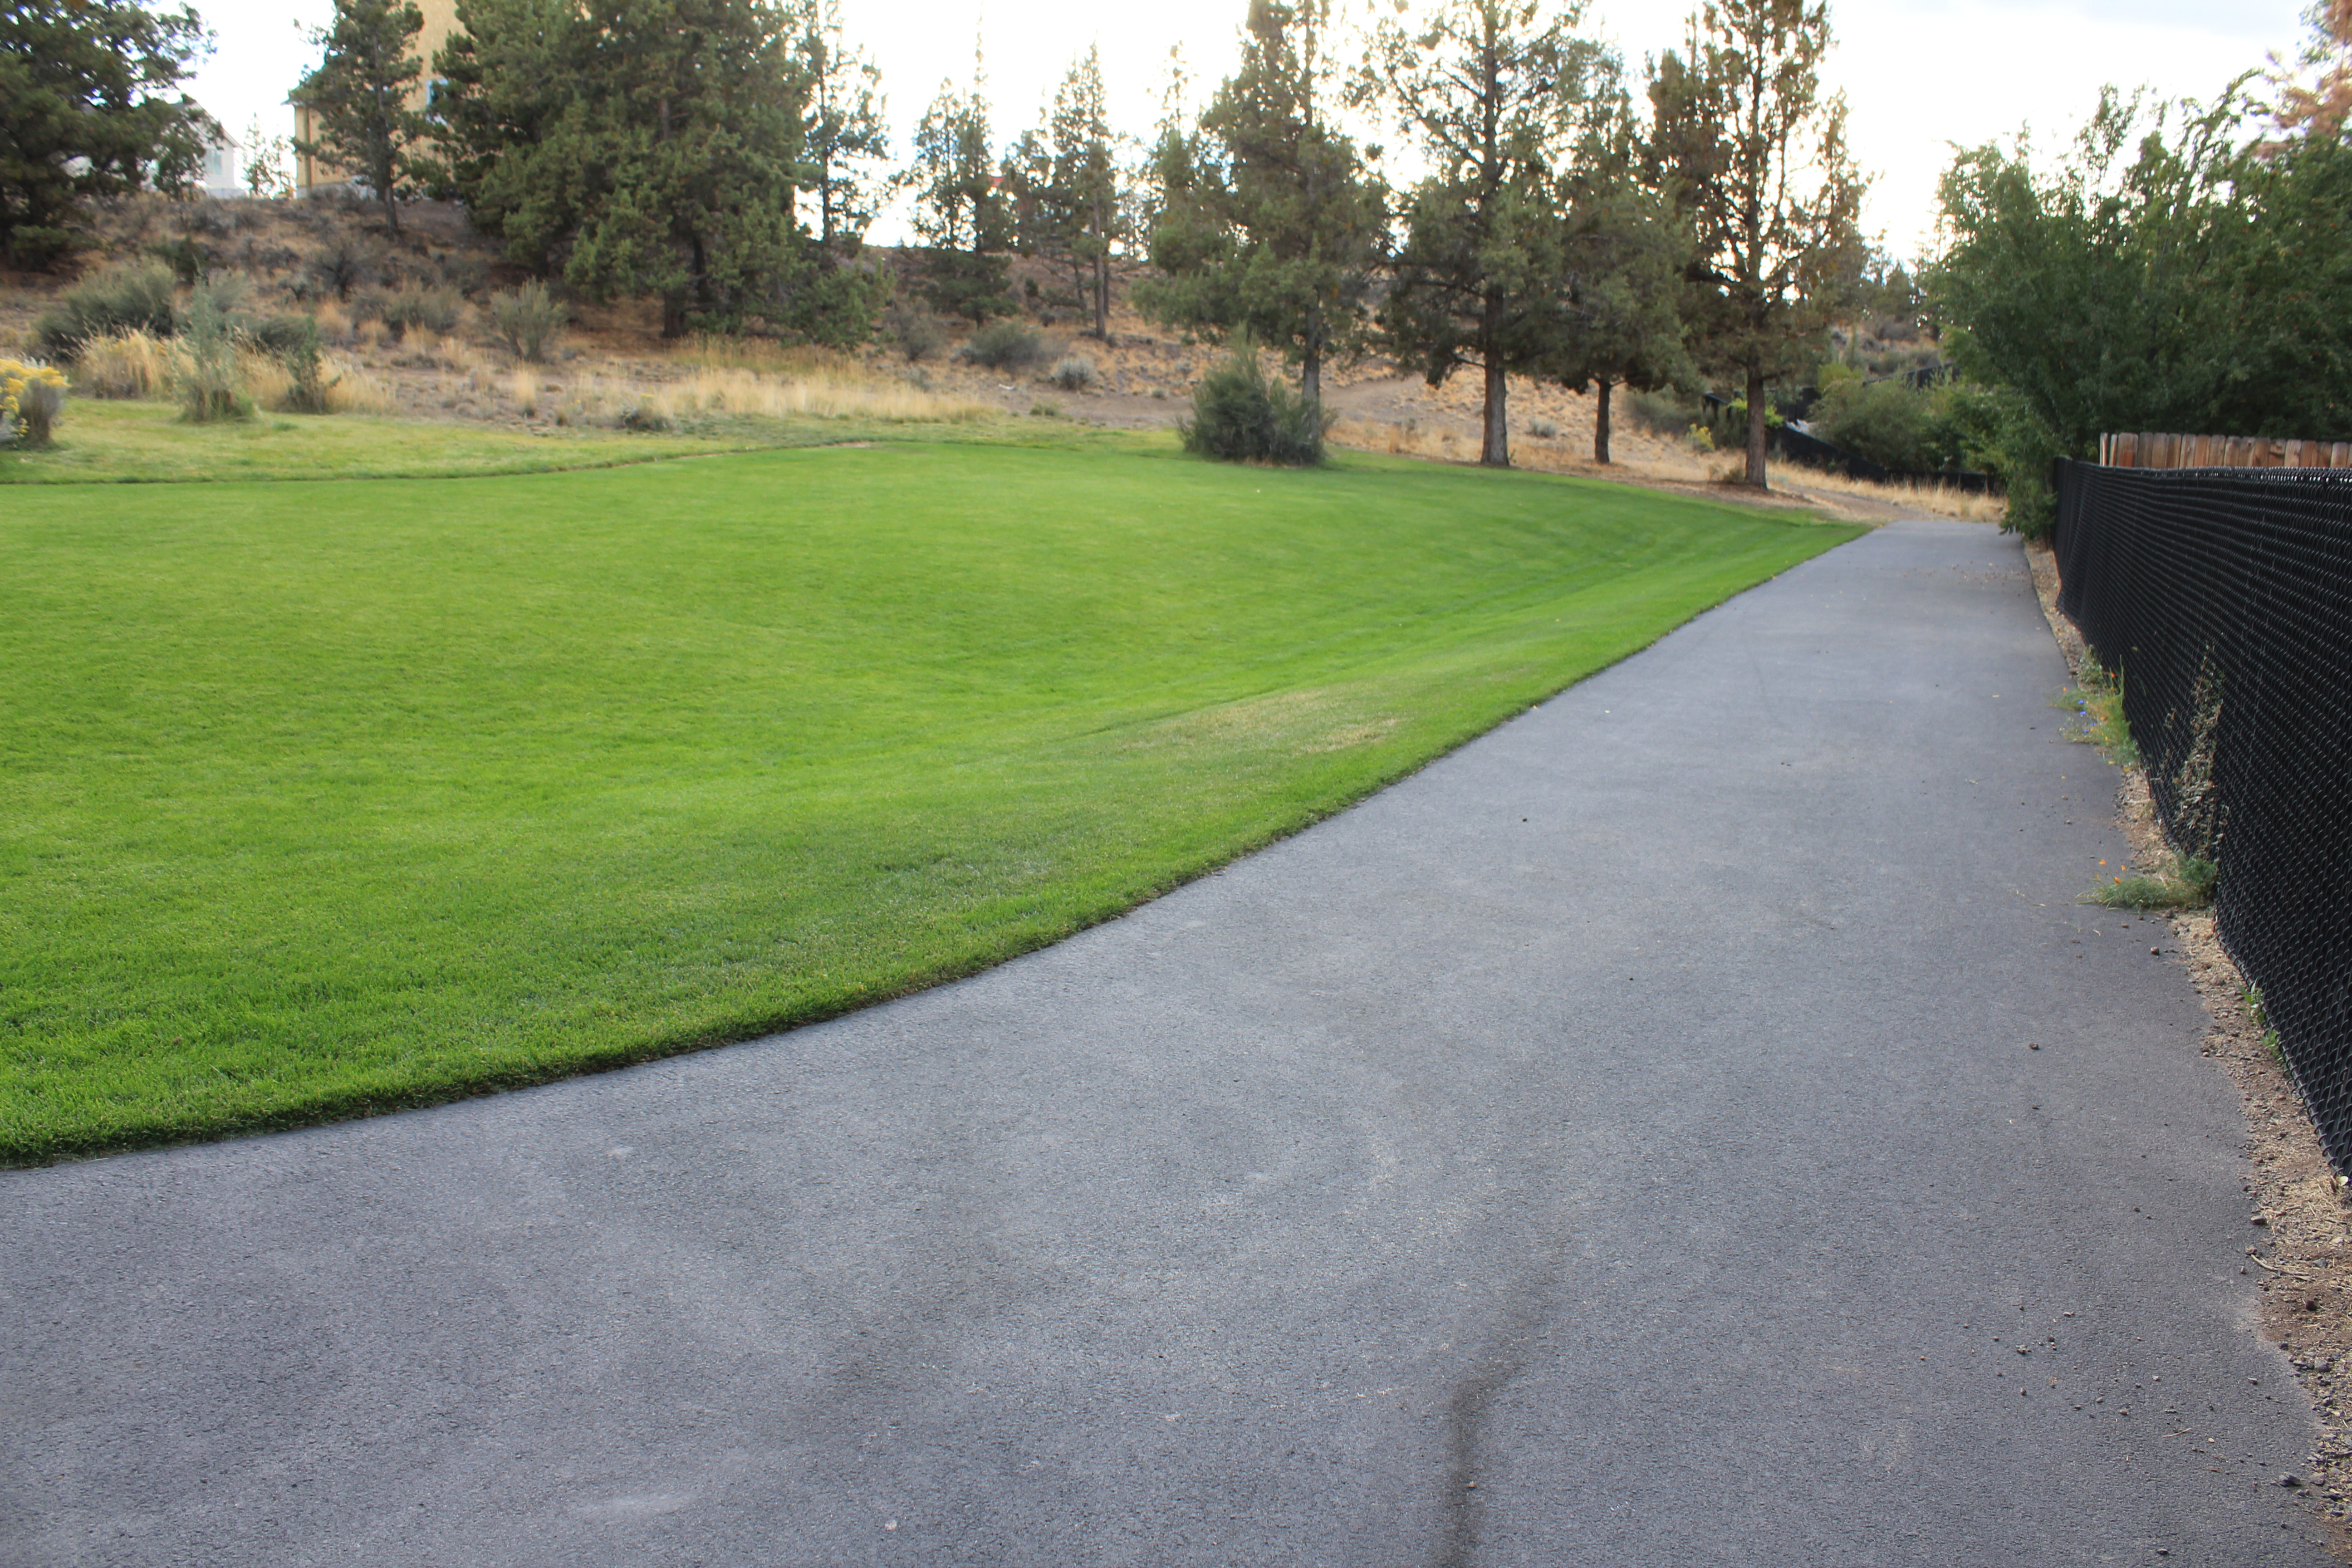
[2029,539,2352,1554]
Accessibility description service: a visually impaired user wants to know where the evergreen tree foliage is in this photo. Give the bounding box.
[910,60,1013,323]
[1143,0,1387,409]
[436,0,860,340]
[791,0,893,253]
[1045,48,1122,340]
[1356,0,1608,466]
[1545,88,1693,464]
[0,0,216,268]
[294,0,431,236]
[1646,0,1867,487]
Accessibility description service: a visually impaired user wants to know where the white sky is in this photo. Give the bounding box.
[187,0,2308,264]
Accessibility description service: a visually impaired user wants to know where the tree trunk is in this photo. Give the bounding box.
[1302,342,1322,416]
[661,291,688,339]
[1594,379,1613,465]
[1744,361,1769,488]
[1480,355,1509,467]
[375,144,400,237]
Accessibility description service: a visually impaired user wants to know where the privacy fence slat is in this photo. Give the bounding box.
[2054,458,2352,1171]
[2107,432,2347,470]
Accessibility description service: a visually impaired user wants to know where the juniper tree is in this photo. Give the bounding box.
[0,0,216,267]
[295,0,431,235]
[1142,0,1386,411]
[1356,0,1607,466]
[790,0,892,253]
[1047,48,1121,340]
[1646,0,1867,488]
[910,57,1012,323]
[435,0,811,338]
[1546,89,1693,464]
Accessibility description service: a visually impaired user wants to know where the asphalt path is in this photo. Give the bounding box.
[4,519,2334,1567]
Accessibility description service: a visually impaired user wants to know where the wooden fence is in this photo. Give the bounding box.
[2101,431,2352,469]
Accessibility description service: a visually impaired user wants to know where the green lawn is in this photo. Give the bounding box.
[0,438,1860,1161]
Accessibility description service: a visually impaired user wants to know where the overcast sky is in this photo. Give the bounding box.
[186,0,2309,263]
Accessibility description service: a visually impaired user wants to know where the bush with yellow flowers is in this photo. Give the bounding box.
[2,358,69,447]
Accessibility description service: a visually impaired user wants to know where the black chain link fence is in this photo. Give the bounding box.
[2053,457,2352,1170]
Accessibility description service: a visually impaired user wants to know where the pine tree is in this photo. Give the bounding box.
[0,0,216,267]
[1545,89,1692,464]
[1047,47,1121,340]
[1357,0,1607,466]
[435,0,812,338]
[294,0,431,236]
[790,0,892,252]
[1646,0,1867,488]
[910,51,1012,323]
[1142,0,1385,410]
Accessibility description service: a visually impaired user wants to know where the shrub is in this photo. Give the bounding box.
[379,284,461,341]
[276,317,336,414]
[1523,416,1560,439]
[34,263,180,358]
[1809,377,1942,473]
[616,402,673,432]
[146,236,211,285]
[1,359,69,446]
[1626,387,1697,435]
[1049,354,1095,391]
[1179,344,1327,466]
[237,313,318,357]
[883,298,946,362]
[176,286,249,423]
[960,320,1045,371]
[75,329,174,398]
[490,282,565,363]
[306,236,379,301]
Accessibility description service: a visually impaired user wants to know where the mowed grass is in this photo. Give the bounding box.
[0,441,1859,1161]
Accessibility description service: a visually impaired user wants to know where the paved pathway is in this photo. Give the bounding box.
[4,521,2332,1566]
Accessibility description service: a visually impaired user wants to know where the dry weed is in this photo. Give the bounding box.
[439,339,490,379]
[1794,466,2008,522]
[235,347,292,411]
[507,366,541,415]
[646,365,990,425]
[674,336,868,382]
[321,359,392,415]
[74,329,175,399]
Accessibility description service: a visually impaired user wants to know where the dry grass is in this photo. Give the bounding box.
[74,329,176,399]
[439,339,492,379]
[319,359,393,415]
[1330,415,1719,486]
[1789,466,2008,522]
[64,327,389,417]
[1329,412,2008,523]
[672,336,870,382]
[507,366,541,415]
[644,366,992,425]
